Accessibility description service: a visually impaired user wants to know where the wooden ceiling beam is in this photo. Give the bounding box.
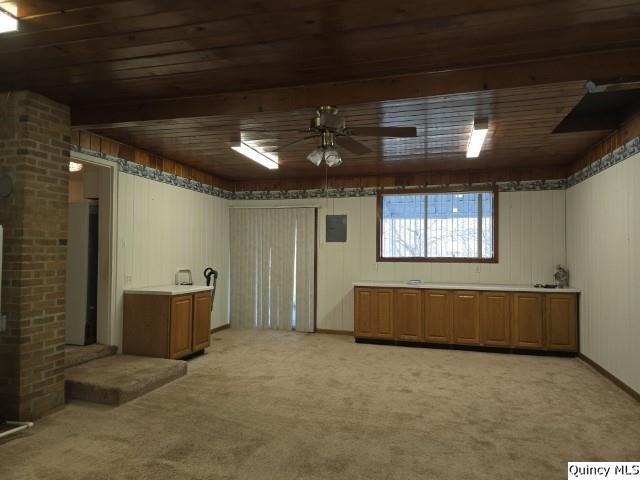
[72,47,640,128]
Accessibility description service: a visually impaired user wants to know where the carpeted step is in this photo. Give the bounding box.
[65,344,117,369]
[65,355,187,406]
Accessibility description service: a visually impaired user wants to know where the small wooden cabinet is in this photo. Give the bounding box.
[124,288,213,359]
[354,287,394,339]
[424,290,452,343]
[452,291,480,345]
[193,291,214,351]
[169,294,194,358]
[545,294,577,351]
[480,292,511,346]
[512,293,544,349]
[395,289,423,341]
[354,285,578,354]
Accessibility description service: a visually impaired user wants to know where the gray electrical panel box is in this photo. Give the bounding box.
[326,215,347,242]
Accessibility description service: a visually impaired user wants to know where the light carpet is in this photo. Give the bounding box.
[1,329,639,479]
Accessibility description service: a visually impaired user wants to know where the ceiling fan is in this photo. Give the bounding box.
[243,106,418,167]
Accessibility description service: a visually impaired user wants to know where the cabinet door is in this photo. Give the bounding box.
[452,291,480,345]
[512,293,544,348]
[424,290,452,343]
[170,294,193,358]
[374,289,395,339]
[395,289,423,341]
[546,294,577,351]
[355,288,375,338]
[480,292,511,346]
[192,291,212,352]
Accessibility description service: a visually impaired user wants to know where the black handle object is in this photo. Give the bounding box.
[204,267,216,286]
[203,268,219,311]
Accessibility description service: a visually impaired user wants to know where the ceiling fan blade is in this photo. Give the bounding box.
[347,126,417,138]
[275,135,318,152]
[240,128,310,133]
[336,135,372,155]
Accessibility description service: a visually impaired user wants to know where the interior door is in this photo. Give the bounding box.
[170,294,193,358]
[192,291,212,351]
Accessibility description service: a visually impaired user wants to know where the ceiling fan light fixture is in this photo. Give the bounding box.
[231,141,278,170]
[466,118,488,158]
[324,147,342,167]
[307,147,324,166]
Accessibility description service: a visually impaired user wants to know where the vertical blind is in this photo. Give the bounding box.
[229,208,315,332]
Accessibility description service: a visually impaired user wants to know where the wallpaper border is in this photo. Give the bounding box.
[72,137,640,200]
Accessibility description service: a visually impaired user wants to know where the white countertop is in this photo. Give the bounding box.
[124,284,214,295]
[353,281,580,293]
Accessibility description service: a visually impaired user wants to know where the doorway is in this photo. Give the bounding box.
[65,154,117,351]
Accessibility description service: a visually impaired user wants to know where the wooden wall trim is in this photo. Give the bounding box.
[210,324,230,334]
[569,111,640,176]
[315,329,354,336]
[72,129,234,191]
[579,353,640,403]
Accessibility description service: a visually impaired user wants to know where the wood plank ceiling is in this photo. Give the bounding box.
[91,82,607,180]
[1,0,640,181]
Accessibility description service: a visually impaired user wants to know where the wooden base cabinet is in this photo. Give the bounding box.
[452,291,480,345]
[354,286,578,354]
[424,290,453,343]
[395,289,423,341]
[512,293,544,348]
[545,294,577,351]
[124,290,212,359]
[480,292,511,346]
[354,288,394,339]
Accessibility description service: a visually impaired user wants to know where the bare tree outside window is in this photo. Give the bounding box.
[380,190,496,261]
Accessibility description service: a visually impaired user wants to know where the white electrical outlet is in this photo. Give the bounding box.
[125,274,132,286]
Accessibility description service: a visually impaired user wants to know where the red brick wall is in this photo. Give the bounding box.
[0,90,70,420]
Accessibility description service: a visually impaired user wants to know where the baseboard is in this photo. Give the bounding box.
[579,353,640,402]
[355,337,578,357]
[210,324,230,334]
[316,329,354,336]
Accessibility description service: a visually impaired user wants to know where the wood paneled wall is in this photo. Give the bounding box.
[114,172,230,349]
[567,150,640,394]
[231,190,566,331]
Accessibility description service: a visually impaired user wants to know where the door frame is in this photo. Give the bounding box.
[70,150,119,346]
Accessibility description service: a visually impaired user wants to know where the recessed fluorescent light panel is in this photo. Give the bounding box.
[0,6,18,33]
[231,141,278,170]
[466,118,488,158]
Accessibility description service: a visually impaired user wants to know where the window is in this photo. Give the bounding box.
[377,189,497,262]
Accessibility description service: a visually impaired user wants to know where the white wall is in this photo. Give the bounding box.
[115,173,230,348]
[231,189,566,331]
[567,152,640,393]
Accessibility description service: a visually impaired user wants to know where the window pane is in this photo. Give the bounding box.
[481,192,493,258]
[380,190,495,260]
[426,193,479,258]
[381,194,425,257]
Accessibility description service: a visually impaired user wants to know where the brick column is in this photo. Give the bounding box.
[0,91,70,420]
